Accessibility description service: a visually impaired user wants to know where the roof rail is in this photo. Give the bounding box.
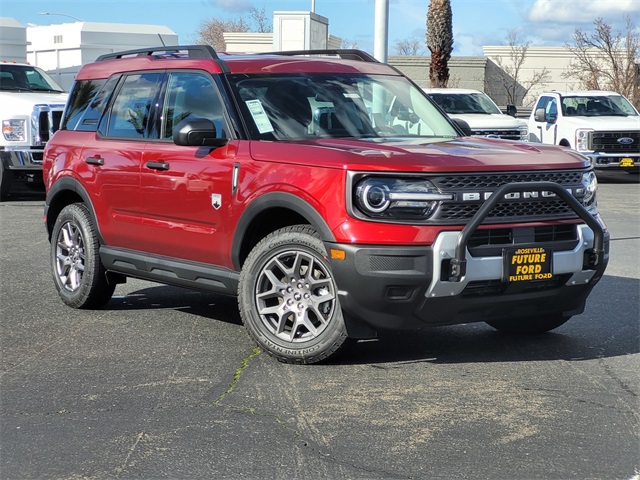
[96,45,230,72]
[260,49,379,63]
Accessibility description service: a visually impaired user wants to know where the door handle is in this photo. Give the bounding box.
[146,161,170,171]
[85,155,104,166]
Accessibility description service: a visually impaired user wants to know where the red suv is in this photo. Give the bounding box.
[43,46,608,363]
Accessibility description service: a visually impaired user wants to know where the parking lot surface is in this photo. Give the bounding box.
[1,176,638,479]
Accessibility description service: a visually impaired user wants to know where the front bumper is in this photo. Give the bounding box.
[328,181,609,333]
[0,148,45,187]
[0,147,45,171]
[583,152,640,170]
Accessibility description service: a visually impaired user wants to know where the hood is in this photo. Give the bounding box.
[448,113,526,130]
[0,91,68,115]
[558,115,640,130]
[249,136,590,172]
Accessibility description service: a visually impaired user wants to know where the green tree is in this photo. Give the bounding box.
[426,0,453,87]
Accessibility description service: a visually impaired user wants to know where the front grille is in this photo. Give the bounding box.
[471,129,523,140]
[34,105,64,145]
[589,131,640,153]
[429,170,586,224]
[434,171,582,189]
[467,224,579,256]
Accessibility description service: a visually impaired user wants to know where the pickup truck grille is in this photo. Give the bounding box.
[34,104,65,145]
[470,129,525,141]
[589,131,640,153]
[430,170,585,224]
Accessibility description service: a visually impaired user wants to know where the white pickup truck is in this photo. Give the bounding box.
[528,90,640,172]
[424,88,528,141]
[0,62,67,200]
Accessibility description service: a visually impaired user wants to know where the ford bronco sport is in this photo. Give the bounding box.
[43,46,608,364]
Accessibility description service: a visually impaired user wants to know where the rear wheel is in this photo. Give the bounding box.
[238,225,351,364]
[51,203,115,308]
[486,314,571,334]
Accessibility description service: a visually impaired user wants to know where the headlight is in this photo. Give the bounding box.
[354,177,452,220]
[575,128,593,152]
[519,125,528,141]
[2,119,26,142]
[581,170,598,214]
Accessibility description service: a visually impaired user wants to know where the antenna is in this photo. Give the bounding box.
[158,33,166,46]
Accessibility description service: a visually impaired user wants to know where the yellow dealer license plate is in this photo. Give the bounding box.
[503,247,553,282]
[620,158,635,167]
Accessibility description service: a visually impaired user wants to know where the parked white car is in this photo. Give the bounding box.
[424,88,528,141]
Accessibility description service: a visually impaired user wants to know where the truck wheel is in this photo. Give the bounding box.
[486,314,571,334]
[51,203,115,308]
[238,225,351,364]
[0,163,10,201]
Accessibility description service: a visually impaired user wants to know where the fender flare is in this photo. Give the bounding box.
[45,176,102,242]
[231,192,336,270]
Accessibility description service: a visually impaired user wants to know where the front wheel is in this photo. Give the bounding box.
[238,225,351,364]
[51,203,115,308]
[486,314,571,334]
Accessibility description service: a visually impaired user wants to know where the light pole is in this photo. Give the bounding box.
[373,0,389,62]
[37,12,84,22]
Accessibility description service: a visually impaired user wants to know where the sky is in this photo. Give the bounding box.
[1,0,638,56]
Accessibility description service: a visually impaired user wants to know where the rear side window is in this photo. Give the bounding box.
[63,77,118,131]
[102,73,163,139]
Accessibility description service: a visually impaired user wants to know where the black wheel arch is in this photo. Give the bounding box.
[232,192,336,271]
[45,177,102,243]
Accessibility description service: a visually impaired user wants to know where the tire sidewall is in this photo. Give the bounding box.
[51,203,103,308]
[239,226,348,363]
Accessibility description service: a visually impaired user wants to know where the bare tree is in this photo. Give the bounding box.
[564,16,639,108]
[489,29,551,106]
[426,0,453,87]
[196,18,250,51]
[195,6,272,51]
[394,36,426,56]
[340,38,359,49]
[249,6,272,33]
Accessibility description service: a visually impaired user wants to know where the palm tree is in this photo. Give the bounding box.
[426,0,453,87]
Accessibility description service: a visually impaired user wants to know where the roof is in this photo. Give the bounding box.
[543,90,625,97]
[423,88,484,95]
[76,46,401,80]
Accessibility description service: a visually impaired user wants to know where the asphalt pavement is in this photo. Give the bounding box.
[1,175,638,480]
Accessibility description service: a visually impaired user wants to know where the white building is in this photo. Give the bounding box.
[0,17,28,63]
[26,21,178,89]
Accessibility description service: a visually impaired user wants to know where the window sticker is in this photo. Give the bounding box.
[245,99,274,134]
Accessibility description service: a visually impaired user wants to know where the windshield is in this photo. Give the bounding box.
[427,92,502,115]
[228,73,459,141]
[0,64,65,92]
[561,95,638,117]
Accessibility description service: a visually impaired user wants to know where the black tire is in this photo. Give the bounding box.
[0,163,11,202]
[486,314,571,334]
[50,203,115,308]
[238,225,351,364]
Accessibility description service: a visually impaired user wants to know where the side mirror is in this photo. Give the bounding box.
[452,118,473,136]
[506,105,517,117]
[174,118,229,147]
[534,108,547,123]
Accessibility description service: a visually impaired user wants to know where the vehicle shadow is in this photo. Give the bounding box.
[596,171,640,184]
[339,273,639,365]
[102,274,638,366]
[105,285,243,326]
